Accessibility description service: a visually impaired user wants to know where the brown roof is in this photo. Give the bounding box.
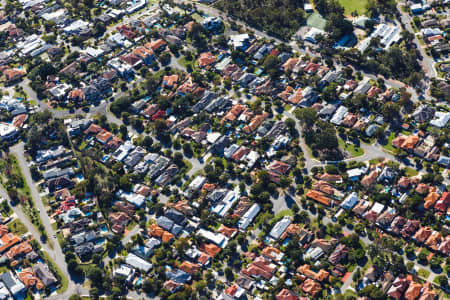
[179,261,201,275]
[297,264,329,281]
[267,160,291,175]
[301,278,321,296]
[276,288,300,300]
[198,52,216,67]
[306,190,331,206]
[200,243,221,257]
[218,225,238,238]
[242,112,269,133]
[361,171,378,187]
[96,129,113,144]
[404,281,422,300]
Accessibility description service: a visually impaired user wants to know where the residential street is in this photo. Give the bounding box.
[8,142,89,299]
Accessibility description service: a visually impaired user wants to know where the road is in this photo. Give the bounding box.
[9,142,89,299]
[397,2,437,79]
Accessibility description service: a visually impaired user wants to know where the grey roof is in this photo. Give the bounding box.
[33,263,57,286]
[156,216,174,231]
[166,269,191,284]
[208,189,228,203]
[165,209,187,225]
[171,223,183,236]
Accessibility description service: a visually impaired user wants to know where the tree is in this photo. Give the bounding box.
[224,267,234,282]
[279,175,292,189]
[294,107,317,129]
[381,102,400,120]
[182,142,193,156]
[173,152,184,167]
[159,52,171,65]
[437,275,448,287]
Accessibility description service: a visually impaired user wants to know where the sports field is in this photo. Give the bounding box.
[338,0,368,15]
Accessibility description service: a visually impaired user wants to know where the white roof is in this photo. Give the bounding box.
[206,132,222,144]
[189,176,206,191]
[238,203,260,230]
[114,264,134,277]
[371,202,385,214]
[119,191,146,207]
[430,111,450,128]
[125,253,152,272]
[269,217,291,239]
[85,47,104,58]
[347,168,366,178]
[0,123,17,139]
[341,192,359,209]
[330,106,348,125]
[197,229,228,248]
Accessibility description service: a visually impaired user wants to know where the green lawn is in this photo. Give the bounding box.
[417,268,430,279]
[283,104,292,112]
[339,138,364,158]
[382,131,396,153]
[7,219,28,235]
[338,0,368,15]
[191,13,204,23]
[404,167,419,177]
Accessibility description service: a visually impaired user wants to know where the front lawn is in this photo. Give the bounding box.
[339,138,364,158]
[404,167,419,177]
[7,219,28,235]
[417,268,430,279]
[382,131,396,153]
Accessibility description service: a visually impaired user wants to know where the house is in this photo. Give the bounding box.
[133,46,154,65]
[266,160,291,183]
[276,289,299,300]
[304,28,325,44]
[430,111,450,128]
[238,203,260,230]
[378,166,395,183]
[146,39,166,52]
[361,171,378,187]
[0,233,21,253]
[113,264,135,283]
[301,279,321,296]
[241,256,276,280]
[1,271,25,297]
[341,192,358,209]
[328,244,348,265]
[297,264,329,281]
[400,220,420,239]
[387,277,409,299]
[198,52,216,68]
[125,253,152,273]
[413,105,435,123]
[269,217,291,240]
[202,16,221,31]
[306,190,331,206]
[2,68,26,84]
[179,261,201,275]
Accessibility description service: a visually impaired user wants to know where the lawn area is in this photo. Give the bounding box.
[191,12,204,23]
[382,131,396,153]
[338,0,367,15]
[283,104,292,112]
[339,138,364,158]
[7,219,28,235]
[417,268,430,279]
[404,167,419,177]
